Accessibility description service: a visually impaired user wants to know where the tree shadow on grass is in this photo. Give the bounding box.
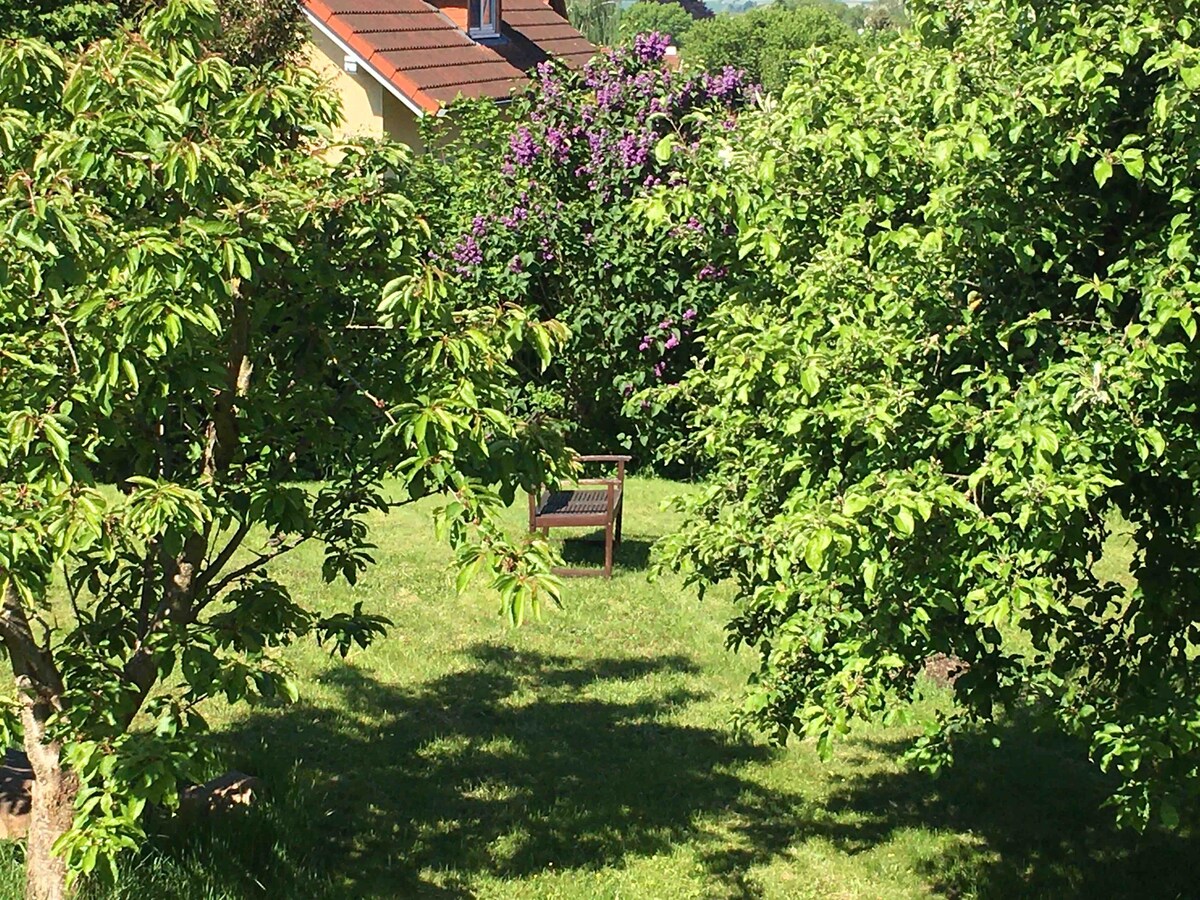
[122,649,1200,900]
[558,533,653,571]
[702,714,1200,900]
[134,643,794,898]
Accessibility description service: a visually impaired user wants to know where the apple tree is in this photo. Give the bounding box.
[651,0,1200,831]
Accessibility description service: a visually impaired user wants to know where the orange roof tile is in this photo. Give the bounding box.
[303,0,595,113]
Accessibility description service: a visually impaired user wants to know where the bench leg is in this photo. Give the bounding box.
[604,519,614,578]
[615,501,624,546]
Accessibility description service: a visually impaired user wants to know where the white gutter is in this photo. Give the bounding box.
[303,8,428,119]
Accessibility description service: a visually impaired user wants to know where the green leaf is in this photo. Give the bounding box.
[800,365,821,396]
[969,132,990,160]
[761,231,781,260]
[654,135,674,165]
[805,528,833,571]
[862,559,878,590]
[1160,800,1180,829]
[455,554,483,595]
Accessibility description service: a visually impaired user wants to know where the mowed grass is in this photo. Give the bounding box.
[2,477,1197,898]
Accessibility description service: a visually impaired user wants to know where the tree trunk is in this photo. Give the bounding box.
[0,576,77,900]
[22,725,78,900]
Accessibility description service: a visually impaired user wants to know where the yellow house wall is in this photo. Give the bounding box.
[305,24,426,152]
[305,28,383,138]
[382,92,424,152]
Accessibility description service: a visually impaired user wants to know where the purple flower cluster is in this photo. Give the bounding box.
[633,32,671,65]
[451,234,484,274]
[616,130,653,169]
[637,310,701,382]
[500,204,530,229]
[703,66,748,103]
[697,264,728,281]
[509,127,539,166]
[545,126,570,163]
[442,44,754,299]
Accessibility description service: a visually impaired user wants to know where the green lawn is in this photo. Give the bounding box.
[2,478,1196,898]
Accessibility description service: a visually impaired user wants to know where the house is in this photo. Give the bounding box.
[302,0,596,148]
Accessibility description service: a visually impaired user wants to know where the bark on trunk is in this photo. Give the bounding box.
[0,576,77,900]
[22,720,78,900]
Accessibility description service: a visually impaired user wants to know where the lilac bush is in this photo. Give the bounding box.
[411,36,756,466]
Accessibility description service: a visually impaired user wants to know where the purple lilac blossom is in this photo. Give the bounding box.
[703,66,745,102]
[545,127,570,163]
[500,204,530,229]
[665,335,680,350]
[683,308,697,321]
[509,127,539,166]
[633,32,670,64]
[596,82,623,110]
[452,235,483,267]
[616,130,651,169]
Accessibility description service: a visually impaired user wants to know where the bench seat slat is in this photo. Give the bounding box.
[536,487,621,517]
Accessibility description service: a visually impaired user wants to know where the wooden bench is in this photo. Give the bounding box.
[528,455,631,578]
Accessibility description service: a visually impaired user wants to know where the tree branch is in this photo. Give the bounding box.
[193,518,252,596]
[123,294,253,724]
[52,314,79,377]
[0,571,65,702]
[203,292,252,482]
[204,534,312,598]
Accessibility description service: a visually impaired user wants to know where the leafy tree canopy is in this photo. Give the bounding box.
[649,0,1200,831]
[0,0,304,66]
[619,1,696,45]
[682,2,859,93]
[0,0,566,894]
[0,0,133,50]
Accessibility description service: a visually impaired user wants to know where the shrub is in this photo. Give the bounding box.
[411,35,756,467]
[0,0,305,65]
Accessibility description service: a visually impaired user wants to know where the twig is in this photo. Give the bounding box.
[327,353,398,426]
[52,314,80,376]
[61,560,96,648]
